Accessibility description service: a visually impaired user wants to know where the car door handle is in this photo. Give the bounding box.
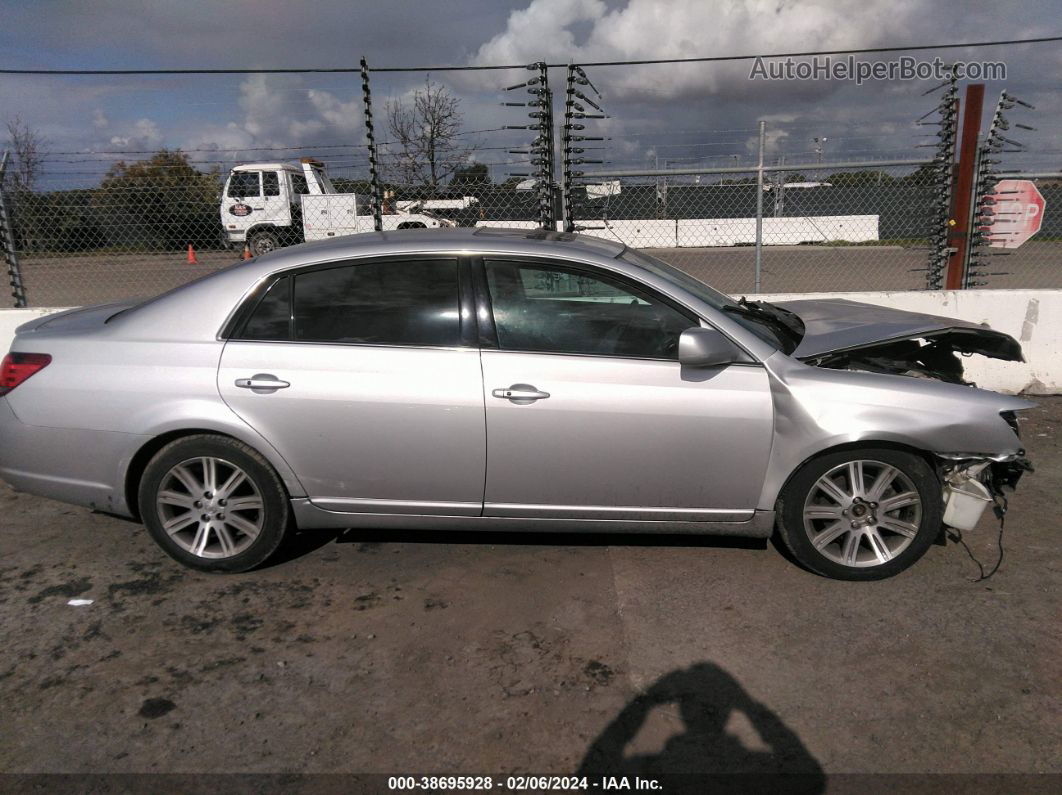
[492,384,550,403]
[235,374,290,392]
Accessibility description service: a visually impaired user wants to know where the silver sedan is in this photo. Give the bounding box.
[0,228,1033,579]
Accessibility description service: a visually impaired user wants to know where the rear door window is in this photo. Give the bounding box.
[293,259,462,347]
[240,276,291,341]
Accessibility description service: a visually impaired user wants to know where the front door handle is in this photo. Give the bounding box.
[492,383,550,404]
[235,374,290,393]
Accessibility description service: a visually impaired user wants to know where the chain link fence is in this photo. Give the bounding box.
[2,60,1059,307]
[564,160,942,294]
[3,149,1059,307]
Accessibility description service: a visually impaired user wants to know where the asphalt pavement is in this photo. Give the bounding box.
[1,400,1059,785]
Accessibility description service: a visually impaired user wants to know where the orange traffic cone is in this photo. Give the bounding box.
[187,244,198,265]
[242,243,253,260]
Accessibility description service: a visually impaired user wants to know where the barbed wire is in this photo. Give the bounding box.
[2,34,1060,74]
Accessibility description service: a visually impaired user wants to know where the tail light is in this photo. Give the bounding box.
[0,353,52,396]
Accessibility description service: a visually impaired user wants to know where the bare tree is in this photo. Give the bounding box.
[385,79,476,187]
[4,116,46,192]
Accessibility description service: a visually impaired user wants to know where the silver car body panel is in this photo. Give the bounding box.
[480,350,773,518]
[218,341,485,515]
[0,228,1033,536]
[289,498,778,538]
[755,352,1032,511]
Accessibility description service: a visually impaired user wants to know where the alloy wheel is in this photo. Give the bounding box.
[802,459,922,568]
[155,456,265,559]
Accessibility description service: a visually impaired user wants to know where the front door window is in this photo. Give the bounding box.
[484,259,694,359]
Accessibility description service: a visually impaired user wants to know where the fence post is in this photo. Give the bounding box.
[0,152,28,308]
[945,83,985,290]
[773,154,785,217]
[360,57,383,233]
[754,120,766,293]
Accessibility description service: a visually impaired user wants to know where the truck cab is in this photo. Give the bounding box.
[221,158,452,256]
[221,159,333,255]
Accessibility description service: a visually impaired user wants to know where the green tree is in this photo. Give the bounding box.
[450,162,490,186]
[94,150,221,250]
[825,170,895,186]
[902,163,939,186]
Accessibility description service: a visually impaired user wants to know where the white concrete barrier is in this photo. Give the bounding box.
[0,307,67,349]
[2,289,1058,394]
[578,219,677,248]
[678,215,880,247]
[476,215,879,248]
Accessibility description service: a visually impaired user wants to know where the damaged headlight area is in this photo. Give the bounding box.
[937,451,1034,531]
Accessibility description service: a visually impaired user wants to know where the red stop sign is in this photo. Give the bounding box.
[987,179,1046,249]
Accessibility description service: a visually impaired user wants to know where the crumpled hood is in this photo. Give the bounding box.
[774,298,1023,361]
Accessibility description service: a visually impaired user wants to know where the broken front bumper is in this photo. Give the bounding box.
[939,453,1033,531]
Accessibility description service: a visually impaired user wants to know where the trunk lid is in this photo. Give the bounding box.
[14,302,137,337]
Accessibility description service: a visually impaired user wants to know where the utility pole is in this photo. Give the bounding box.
[945,83,985,290]
[754,120,766,293]
[773,154,785,217]
[813,136,828,165]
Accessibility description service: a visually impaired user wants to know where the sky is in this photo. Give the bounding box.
[1,0,1060,188]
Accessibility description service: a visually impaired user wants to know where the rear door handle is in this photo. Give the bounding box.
[235,374,290,393]
[492,383,550,404]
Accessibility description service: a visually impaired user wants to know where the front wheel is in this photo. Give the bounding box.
[138,435,290,572]
[776,448,942,580]
[249,229,281,256]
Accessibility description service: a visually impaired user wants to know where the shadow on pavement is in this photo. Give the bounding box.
[578,662,824,793]
[329,527,769,550]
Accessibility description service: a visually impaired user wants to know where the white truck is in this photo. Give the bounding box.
[220,158,453,256]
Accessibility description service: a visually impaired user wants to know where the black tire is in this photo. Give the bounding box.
[138,434,290,573]
[249,229,281,256]
[396,222,426,230]
[776,448,942,581]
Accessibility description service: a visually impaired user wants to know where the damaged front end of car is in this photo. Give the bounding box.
[802,327,1024,386]
[936,407,1033,531]
[760,298,1036,534]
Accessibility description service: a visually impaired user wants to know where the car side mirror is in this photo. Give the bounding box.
[678,327,743,367]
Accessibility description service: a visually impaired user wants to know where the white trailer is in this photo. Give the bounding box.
[220,158,452,256]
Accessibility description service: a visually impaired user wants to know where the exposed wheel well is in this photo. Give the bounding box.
[125,429,244,521]
[247,224,280,238]
[396,221,426,230]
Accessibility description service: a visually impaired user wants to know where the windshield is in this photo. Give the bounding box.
[227,171,260,198]
[620,248,800,353]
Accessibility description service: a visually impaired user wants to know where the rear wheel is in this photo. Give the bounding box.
[249,229,280,256]
[138,435,290,572]
[776,448,942,580]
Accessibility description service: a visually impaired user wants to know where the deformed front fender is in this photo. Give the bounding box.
[756,353,1033,511]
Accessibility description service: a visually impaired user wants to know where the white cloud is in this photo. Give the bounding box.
[472,0,921,101]
[107,117,162,149]
[746,127,790,155]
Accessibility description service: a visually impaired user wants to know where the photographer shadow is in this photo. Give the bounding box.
[578,662,824,792]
